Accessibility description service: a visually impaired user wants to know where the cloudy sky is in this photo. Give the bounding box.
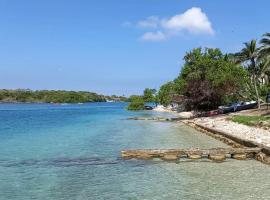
[0,0,269,95]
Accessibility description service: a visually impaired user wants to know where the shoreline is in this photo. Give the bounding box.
[182,116,270,164]
[152,107,270,164]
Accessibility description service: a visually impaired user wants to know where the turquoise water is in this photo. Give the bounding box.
[0,103,270,200]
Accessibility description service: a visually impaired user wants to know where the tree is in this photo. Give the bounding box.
[157,82,175,106]
[260,33,270,58]
[143,88,156,102]
[127,96,145,110]
[176,48,247,110]
[234,40,261,108]
[259,33,270,86]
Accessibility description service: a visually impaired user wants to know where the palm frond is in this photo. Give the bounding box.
[259,32,270,58]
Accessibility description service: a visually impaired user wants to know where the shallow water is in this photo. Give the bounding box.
[0,103,269,200]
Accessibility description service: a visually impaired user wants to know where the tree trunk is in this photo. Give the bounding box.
[253,75,260,109]
[251,58,260,109]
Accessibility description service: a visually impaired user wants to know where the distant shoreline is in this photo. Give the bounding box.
[0,101,126,104]
[0,89,128,104]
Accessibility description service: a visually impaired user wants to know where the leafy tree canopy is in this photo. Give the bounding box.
[172,48,248,110]
[157,82,175,106]
[143,88,156,102]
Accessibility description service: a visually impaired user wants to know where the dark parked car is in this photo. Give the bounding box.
[144,105,154,110]
[218,101,257,114]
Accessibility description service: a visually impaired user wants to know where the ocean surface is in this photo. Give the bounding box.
[0,102,270,200]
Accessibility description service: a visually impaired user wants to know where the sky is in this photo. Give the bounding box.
[0,0,269,96]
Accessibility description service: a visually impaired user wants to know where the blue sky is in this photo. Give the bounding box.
[0,0,269,96]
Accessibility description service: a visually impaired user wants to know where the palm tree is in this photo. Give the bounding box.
[257,59,270,85]
[234,39,261,108]
[260,33,270,58]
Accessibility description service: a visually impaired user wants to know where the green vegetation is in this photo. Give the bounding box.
[127,96,145,111]
[231,115,270,127]
[158,48,247,110]
[127,101,145,111]
[157,82,175,106]
[0,89,106,103]
[143,88,156,102]
[127,88,157,111]
[235,40,263,108]
[154,32,270,111]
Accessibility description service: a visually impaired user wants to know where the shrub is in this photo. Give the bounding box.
[127,96,145,111]
[127,101,145,110]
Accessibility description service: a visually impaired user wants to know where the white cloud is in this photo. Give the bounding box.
[137,16,159,28]
[162,7,214,35]
[137,7,214,41]
[140,31,166,41]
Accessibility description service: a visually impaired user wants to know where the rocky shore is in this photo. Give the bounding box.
[153,105,194,119]
[189,115,270,148]
[154,106,270,147]
[151,106,270,164]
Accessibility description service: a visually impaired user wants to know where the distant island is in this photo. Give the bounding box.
[0,89,128,103]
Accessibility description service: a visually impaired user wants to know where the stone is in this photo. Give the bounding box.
[136,153,154,160]
[187,154,202,159]
[121,152,133,160]
[161,153,179,161]
[256,152,270,164]
[209,154,226,162]
[232,153,247,160]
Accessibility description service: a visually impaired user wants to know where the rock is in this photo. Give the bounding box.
[161,153,179,161]
[208,154,226,162]
[178,112,194,119]
[136,153,154,160]
[232,153,247,160]
[246,152,255,158]
[121,151,133,160]
[187,154,202,159]
[256,152,270,164]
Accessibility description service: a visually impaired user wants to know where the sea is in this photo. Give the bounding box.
[0,102,270,200]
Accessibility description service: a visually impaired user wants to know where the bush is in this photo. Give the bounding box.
[127,96,145,111]
[127,101,145,110]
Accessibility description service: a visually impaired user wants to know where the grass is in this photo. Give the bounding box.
[231,115,270,127]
